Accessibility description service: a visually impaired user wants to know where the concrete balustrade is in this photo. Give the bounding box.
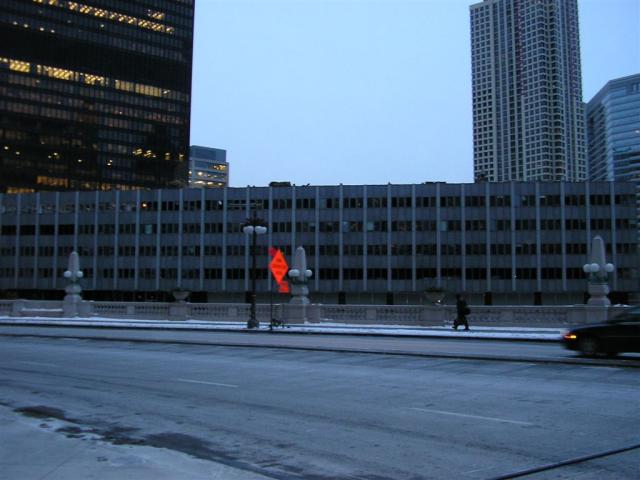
[0,299,628,327]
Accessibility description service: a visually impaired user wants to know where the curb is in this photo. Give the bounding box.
[0,320,562,343]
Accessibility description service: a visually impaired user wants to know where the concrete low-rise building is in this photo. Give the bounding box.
[0,182,637,305]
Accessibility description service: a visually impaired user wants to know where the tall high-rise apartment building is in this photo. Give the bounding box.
[0,0,194,193]
[470,0,586,182]
[587,74,640,227]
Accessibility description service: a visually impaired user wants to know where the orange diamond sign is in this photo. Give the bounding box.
[269,249,289,285]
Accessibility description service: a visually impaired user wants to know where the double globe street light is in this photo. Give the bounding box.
[242,216,268,329]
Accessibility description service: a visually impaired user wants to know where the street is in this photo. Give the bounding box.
[1,335,639,479]
[1,325,639,367]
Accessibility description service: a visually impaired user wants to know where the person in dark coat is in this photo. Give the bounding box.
[454,294,470,330]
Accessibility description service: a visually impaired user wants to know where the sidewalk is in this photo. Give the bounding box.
[0,315,565,341]
[0,405,273,480]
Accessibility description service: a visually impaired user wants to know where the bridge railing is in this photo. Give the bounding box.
[1,299,629,327]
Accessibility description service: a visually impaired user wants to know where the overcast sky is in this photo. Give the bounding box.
[190,0,640,187]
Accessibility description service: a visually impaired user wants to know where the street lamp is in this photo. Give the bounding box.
[242,215,268,329]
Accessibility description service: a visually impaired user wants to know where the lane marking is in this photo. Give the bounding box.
[177,379,238,388]
[410,407,533,426]
[16,361,58,368]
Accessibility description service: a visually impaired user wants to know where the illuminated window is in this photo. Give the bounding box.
[4,59,31,73]
[1,55,184,101]
[37,176,69,187]
[84,74,106,86]
[39,0,174,35]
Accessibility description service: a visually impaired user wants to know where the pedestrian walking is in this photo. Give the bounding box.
[453,294,470,330]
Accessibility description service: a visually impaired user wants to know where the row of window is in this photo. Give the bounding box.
[5,217,634,237]
[3,73,187,115]
[7,193,634,215]
[3,87,184,126]
[4,242,635,260]
[0,57,187,104]
[2,266,633,282]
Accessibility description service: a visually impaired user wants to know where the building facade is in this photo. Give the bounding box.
[0,0,194,193]
[587,74,640,229]
[0,182,637,305]
[470,0,586,182]
[189,146,228,188]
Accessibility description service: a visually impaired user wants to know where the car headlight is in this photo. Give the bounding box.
[563,333,577,340]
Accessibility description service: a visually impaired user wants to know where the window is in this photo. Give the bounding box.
[344,268,363,280]
[466,244,486,255]
[367,268,386,280]
[392,221,412,232]
[367,197,387,208]
[391,197,412,208]
[320,268,339,280]
[439,196,460,208]
[368,245,388,255]
[366,221,387,232]
[343,197,363,208]
[320,222,339,233]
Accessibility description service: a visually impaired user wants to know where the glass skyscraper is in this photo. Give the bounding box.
[587,74,640,228]
[0,0,194,193]
[470,0,586,182]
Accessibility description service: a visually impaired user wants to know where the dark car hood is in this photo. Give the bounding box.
[569,322,617,332]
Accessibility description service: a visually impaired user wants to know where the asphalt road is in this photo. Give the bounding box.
[1,325,639,367]
[1,336,639,479]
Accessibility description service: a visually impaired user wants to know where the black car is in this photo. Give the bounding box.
[563,306,640,357]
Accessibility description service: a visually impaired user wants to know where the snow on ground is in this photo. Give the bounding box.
[0,316,565,341]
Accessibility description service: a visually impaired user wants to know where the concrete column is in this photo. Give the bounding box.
[585,182,591,257]
[92,191,99,290]
[485,183,491,292]
[461,183,466,293]
[199,188,205,291]
[609,182,618,291]
[221,187,228,291]
[52,192,60,290]
[244,187,250,293]
[535,182,542,292]
[411,184,417,292]
[33,192,40,289]
[13,194,21,288]
[339,184,344,292]
[291,185,296,253]
[363,185,368,292]
[387,184,392,291]
[268,187,274,291]
[560,182,567,291]
[314,187,320,291]
[511,181,517,292]
[155,190,162,292]
[113,190,120,291]
[436,183,441,288]
[177,189,184,289]
[134,190,141,291]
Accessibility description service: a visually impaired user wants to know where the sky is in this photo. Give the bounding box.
[190,0,640,188]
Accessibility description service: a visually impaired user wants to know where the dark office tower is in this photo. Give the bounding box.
[587,74,640,236]
[470,0,586,182]
[0,0,194,192]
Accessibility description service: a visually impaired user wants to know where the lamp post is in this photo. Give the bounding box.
[243,215,267,329]
[583,235,615,306]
